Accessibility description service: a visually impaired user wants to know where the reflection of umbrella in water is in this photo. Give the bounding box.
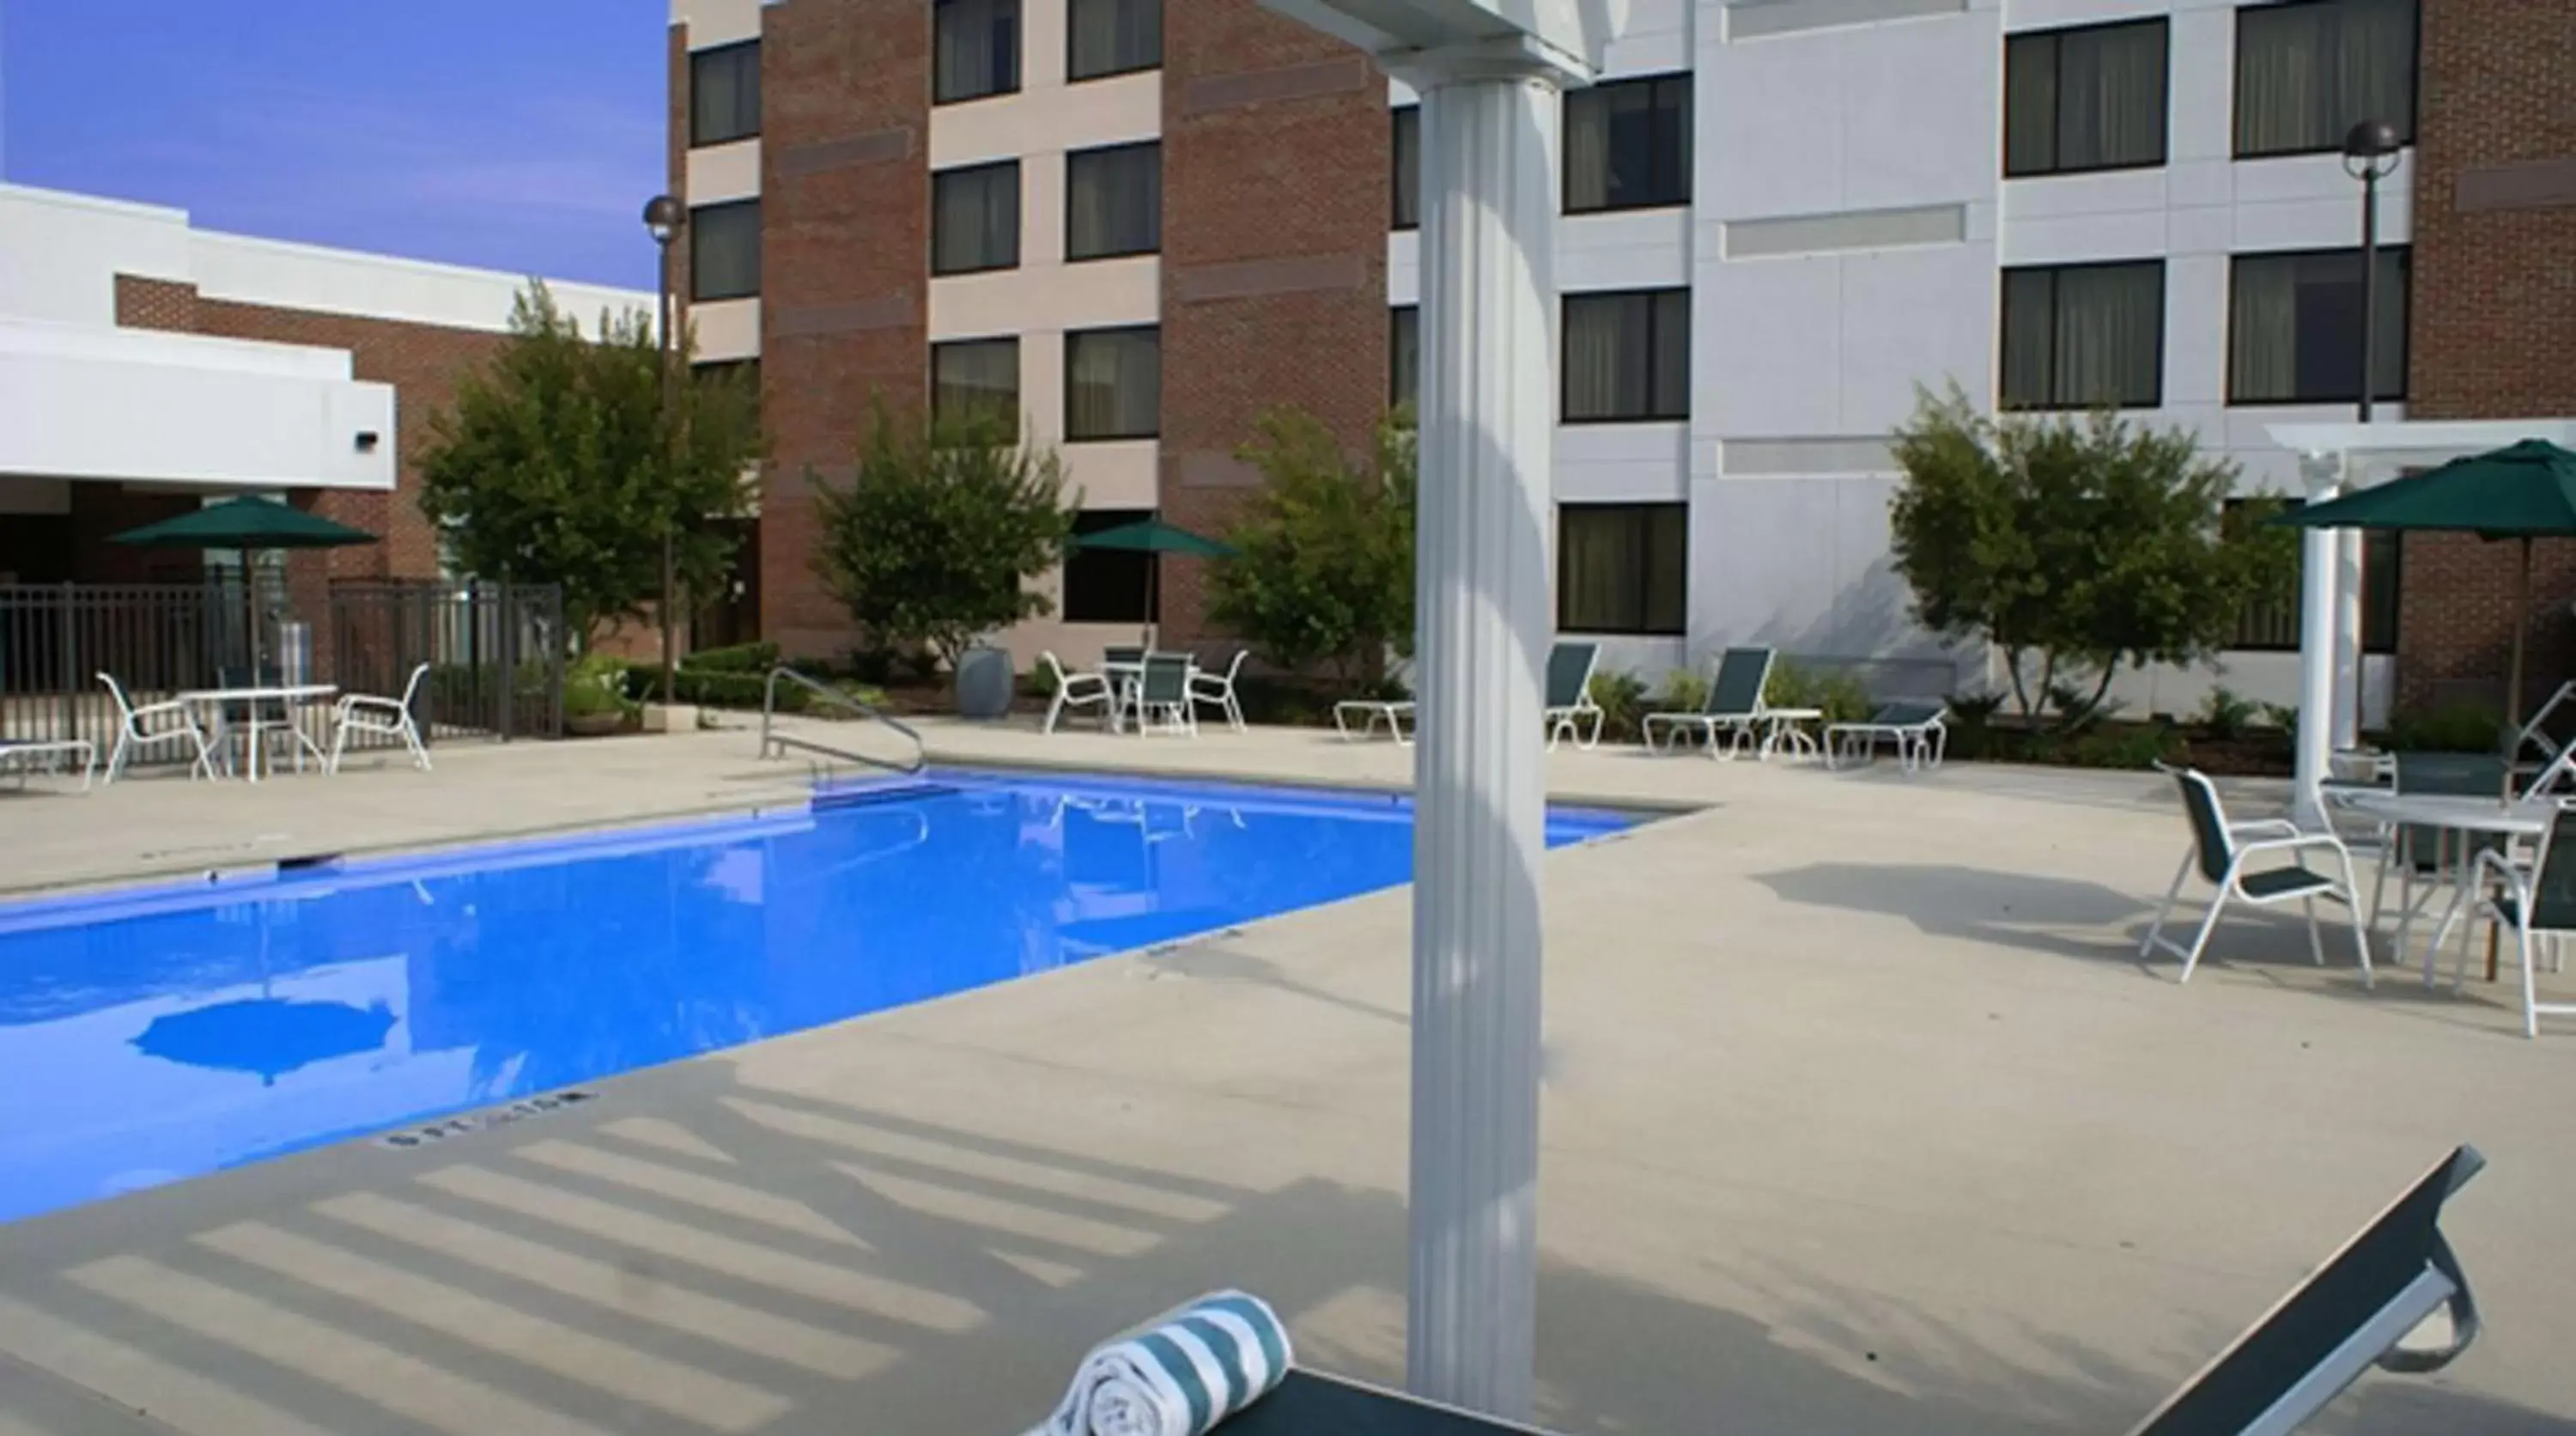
[132,998,396,1086]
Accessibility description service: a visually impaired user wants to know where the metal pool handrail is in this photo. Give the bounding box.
[760,666,927,776]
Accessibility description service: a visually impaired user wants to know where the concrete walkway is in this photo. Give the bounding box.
[0,721,2567,1434]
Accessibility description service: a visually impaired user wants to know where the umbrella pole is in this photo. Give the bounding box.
[242,545,261,674]
[1145,554,1158,653]
[2507,536,2533,751]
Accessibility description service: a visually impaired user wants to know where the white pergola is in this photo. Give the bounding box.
[1257,0,1617,1420]
[2266,417,2576,826]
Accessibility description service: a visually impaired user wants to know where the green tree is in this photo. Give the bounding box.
[1207,406,1417,685]
[810,398,1077,669]
[1887,386,2294,724]
[417,284,762,642]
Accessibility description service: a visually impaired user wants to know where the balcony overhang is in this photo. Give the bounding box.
[1258,0,1613,70]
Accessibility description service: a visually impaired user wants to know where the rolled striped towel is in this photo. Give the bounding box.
[1028,1290,1293,1436]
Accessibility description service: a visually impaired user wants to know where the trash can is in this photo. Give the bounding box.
[275,620,313,688]
[953,645,1015,721]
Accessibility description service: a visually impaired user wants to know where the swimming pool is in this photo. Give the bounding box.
[0,770,1628,1225]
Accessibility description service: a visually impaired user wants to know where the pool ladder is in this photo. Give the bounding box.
[759,666,928,776]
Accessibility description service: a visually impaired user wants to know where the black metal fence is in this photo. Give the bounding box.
[0,581,564,770]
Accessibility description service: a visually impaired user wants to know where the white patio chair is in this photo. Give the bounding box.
[2142,764,2373,985]
[1189,649,1249,733]
[96,672,216,784]
[0,739,96,791]
[1040,651,1118,734]
[2469,802,2576,1038]
[327,662,433,774]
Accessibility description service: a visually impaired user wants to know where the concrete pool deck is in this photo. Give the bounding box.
[2,721,2572,1433]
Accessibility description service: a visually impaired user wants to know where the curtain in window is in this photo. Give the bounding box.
[1066,329,1159,440]
[1564,78,1689,212]
[936,0,1019,102]
[1390,307,1419,409]
[1564,87,1611,211]
[1649,289,1691,418]
[1999,269,2056,408]
[2003,33,2060,175]
[1392,108,1421,228]
[690,203,761,301]
[1067,144,1159,260]
[2230,250,2407,402]
[1068,0,1159,80]
[2057,21,2166,170]
[1563,294,1642,421]
[933,164,1019,274]
[1558,508,1638,632]
[690,45,760,146]
[934,340,1020,436]
[2052,263,2161,407]
[2236,0,2415,156]
[2230,256,2302,400]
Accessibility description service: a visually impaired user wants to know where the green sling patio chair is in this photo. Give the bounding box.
[2142,764,2373,985]
[2470,804,2576,1038]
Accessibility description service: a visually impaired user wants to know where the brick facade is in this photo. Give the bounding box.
[1157,2,1390,647]
[752,0,931,660]
[2397,0,2576,715]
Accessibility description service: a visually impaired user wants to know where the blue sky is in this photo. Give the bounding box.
[1,0,667,289]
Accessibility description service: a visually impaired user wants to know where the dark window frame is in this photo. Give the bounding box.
[931,160,1024,277]
[1997,259,2168,411]
[1391,305,1419,411]
[2231,0,2420,161]
[689,199,762,302]
[1064,507,1160,623]
[2227,498,2401,654]
[1560,288,1691,424]
[934,0,1024,106]
[1066,0,1161,82]
[2002,17,2170,179]
[1556,502,1689,637]
[1064,140,1162,262]
[1563,72,1694,215]
[931,336,1023,439]
[2225,245,2411,406]
[689,40,762,147]
[1391,106,1421,232]
[1063,325,1161,442]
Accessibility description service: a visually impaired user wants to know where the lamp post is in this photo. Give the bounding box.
[2337,121,2401,748]
[643,194,686,715]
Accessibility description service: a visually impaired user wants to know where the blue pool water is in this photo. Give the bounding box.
[0,770,1627,1225]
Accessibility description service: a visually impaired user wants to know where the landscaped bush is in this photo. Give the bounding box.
[683,641,781,674]
[563,652,631,721]
[1656,667,1709,715]
[1586,670,1650,743]
[2198,685,2258,741]
[2385,703,2504,754]
[1765,660,1874,726]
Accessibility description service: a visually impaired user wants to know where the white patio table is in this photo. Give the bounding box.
[176,683,337,782]
[2331,788,2554,985]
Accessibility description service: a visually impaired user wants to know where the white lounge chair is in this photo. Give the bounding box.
[328,662,433,773]
[0,738,96,791]
[1040,651,1118,733]
[1642,646,1772,757]
[1826,699,1949,772]
[1333,696,1413,744]
[2142,764,2372,985]
[1191,649,1248,732]
[1543,641,1603,751]
[96,672,216,784]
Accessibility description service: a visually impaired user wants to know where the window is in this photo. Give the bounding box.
[1999,261,2165,410]
[1392,106,1420,231]
[1391,306,1419,410]
[1069,0,1159,81]
[2003,19,2168,177]
[1558,504,1687,636]
[1564,74,1692,213]
[1562,289,1689,423]
[2228,248,2409,404]
[1065,327,1159,441]
[694,359,760,396]
[935,0,1020,104]
[690,41,761,146]
[1066,142,1160,260]
[690,200,761,301]
[2230,500,2400,653]
[2234,0,2417,159]
[1065,508,1158,623]
[933,338,1021,437]
[933,161,1021,275]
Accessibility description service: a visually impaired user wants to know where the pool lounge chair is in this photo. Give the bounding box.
[1825,700,1948,773]
[1334,696,1415,745]
[1542,642,1603,751]
[1640,646,1772,758]
[2142,764,2372,985]
[0,737,96,791]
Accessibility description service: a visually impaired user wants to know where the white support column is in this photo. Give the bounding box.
[2294,450,2345,825]
[2333,527,2366,750]
[1392,35,1579,1422]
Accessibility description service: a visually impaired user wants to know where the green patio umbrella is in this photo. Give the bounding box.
[2272,439,2576,739]
[1067,516,1236,648]
[110,496,379,672]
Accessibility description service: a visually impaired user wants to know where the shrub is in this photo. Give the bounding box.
[1946,690,2008,728]
[563,653,631,721]
[1587,670,1649,742]
[2198,685,2258,740]
[2385,703,2504,754]
[1208,407,1416,684]
[685,641,781,674]
[2066,725,2185,770]
[1656,667,1709,715]
[2261,702,2300,736]
[1766,660,1874,726]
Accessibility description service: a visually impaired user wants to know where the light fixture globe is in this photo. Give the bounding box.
[641,193,685,245]
[2342,119,2403,178]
